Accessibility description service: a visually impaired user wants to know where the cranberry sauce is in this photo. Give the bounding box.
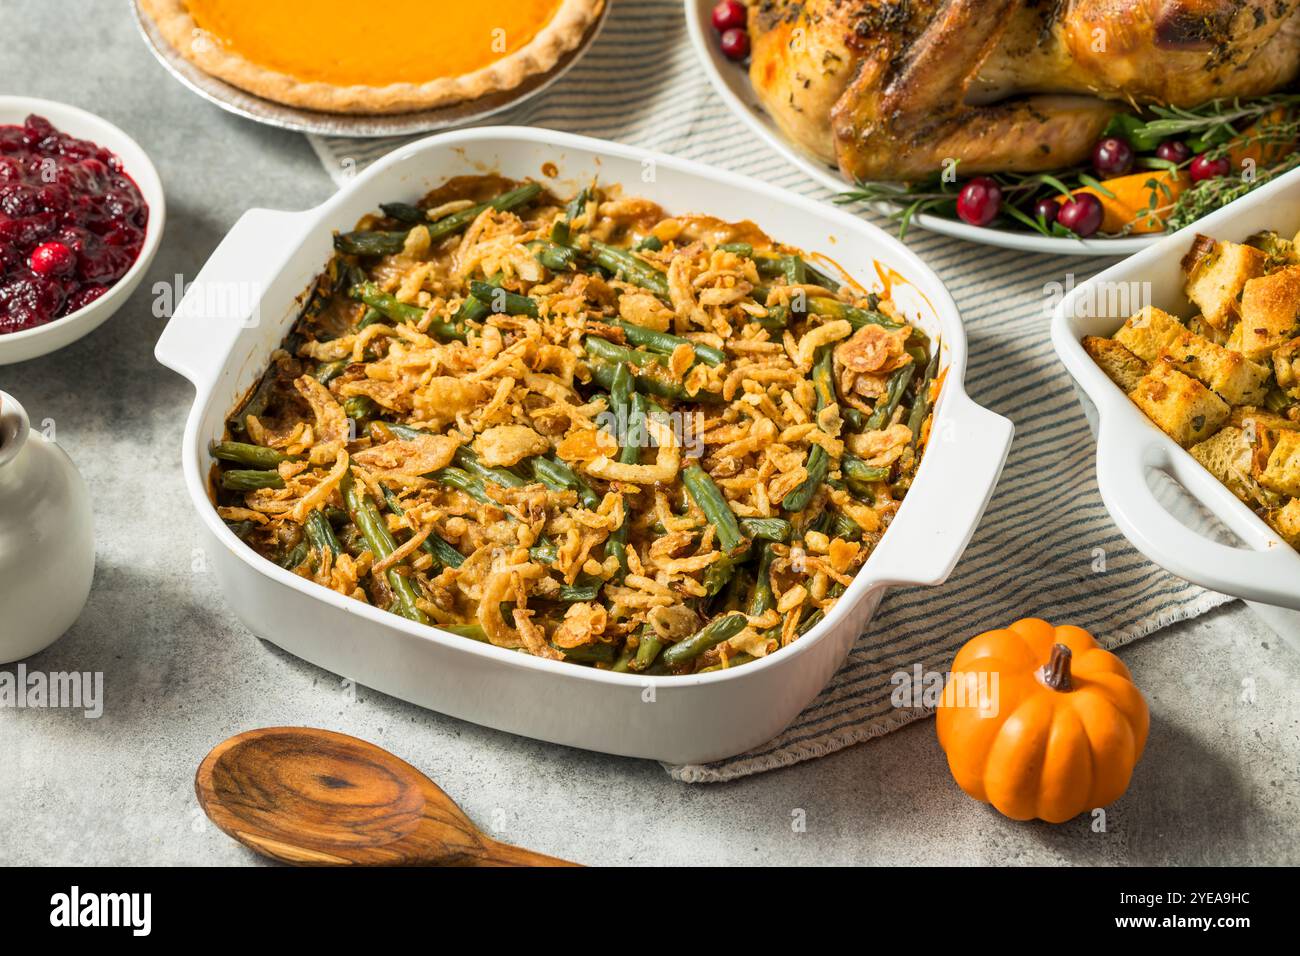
[0,114,148,334]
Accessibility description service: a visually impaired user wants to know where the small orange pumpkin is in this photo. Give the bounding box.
[935,618,1149,824]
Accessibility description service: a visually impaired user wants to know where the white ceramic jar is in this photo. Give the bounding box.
[0,392,95,663]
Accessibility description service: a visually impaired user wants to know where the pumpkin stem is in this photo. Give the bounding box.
[1041,643,1073,691]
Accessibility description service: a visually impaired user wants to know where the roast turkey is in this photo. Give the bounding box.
[748,0,1300,182]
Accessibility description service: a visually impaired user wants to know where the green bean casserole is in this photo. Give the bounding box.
[212,175,941,674]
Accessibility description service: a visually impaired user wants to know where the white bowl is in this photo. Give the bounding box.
[683,0,1158,257]
[1051,166,1300,611]
[0,96,166,366]
[155,126,1013,764]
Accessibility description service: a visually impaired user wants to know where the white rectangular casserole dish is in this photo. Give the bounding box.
[1051,168,1300,614]
[155,127,1013,764]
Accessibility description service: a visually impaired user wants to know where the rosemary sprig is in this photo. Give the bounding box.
[1132,95,1300,143]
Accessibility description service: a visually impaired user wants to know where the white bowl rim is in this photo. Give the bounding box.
[0,95,166,348]
[681,0,1160,257]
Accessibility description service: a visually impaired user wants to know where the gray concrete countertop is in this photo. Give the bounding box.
[1,1,1296,867]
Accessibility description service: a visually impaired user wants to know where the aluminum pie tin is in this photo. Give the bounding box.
[131,0,609,138]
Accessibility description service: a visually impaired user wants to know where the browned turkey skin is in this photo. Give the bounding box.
[749,0,1300,182]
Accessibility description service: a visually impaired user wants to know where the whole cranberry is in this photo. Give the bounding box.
[1057,193,1104,238]
[719,27,750,60]
[29,240,75,277]
[1033,198,1061,225]
[956,177,1002,226]
[1091,137,1134,177]
[1190,153,1231,182]
[711,0,747,31]
[1155,140,1192,164]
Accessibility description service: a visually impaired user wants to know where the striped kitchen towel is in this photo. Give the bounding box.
[307,0,1232,782]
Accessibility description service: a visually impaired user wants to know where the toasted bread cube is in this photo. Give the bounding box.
[1274,337,1300,398]
[1083,335,1149,392]
[1190,427,1265,506]
[1230,406,1300,436]
[1158,328,1272,405]
[1256,430,1300,498]
[1238,265,1300,361]
[1112,306,1187,362]
[1268,499,1300,549]
[1188,314,1230,346]
[1129,359,1230,447]
[1181,234,1268,329]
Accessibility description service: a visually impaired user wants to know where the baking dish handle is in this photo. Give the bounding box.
[154,207,307,386]
[1095,415,1300,610]
[867,391,1014,588]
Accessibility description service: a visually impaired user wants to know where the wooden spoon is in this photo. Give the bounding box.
[195,727,577,866]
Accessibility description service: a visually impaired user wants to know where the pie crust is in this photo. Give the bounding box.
[138,0,605,115]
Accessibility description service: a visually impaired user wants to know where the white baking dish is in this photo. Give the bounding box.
[155,127,1013,764]
[1052,168,1300,614]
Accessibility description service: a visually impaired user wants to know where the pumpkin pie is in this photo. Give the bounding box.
[139,0,605,114]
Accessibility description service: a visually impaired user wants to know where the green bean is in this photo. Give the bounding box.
[830,512,863,541]
[529,240,577,272]
[661,612,748,668]
[811,340,837,408]
[634,235,664,252]
[682,464,745,553]
[220,469,284,491]
[810,296,902,330]
[455,446,528,489]
[349,283,467,341]
[531,455,600,509]
[441,622,488,642]
[343,395,375,422]
[842,453,891,486]
[554,642,617,664]
[750,304,790,333]
[379,485,465,570]
[528,542,558,564]
[550,187,589,246]
[797,583,846,637]
[718,242,753,257]
[781,346,834,512]
[906,345,941,443]
[612,644,636,673]
[607,386,645,582]
[469,281,539,318]
[588,355,720,404]
[278,541,309,570]
[452,294,490,327]
[629,627,664,672]
[210,441,298,470]
[340,470,429,624]
[587,240,670,298]
[842,407,867,432]
[865,363,916,431]
[379,201,426,224]
[583,335,669,367]
[432,466,493,506]
[699,652,756,673]
[314,359,349,385]
[305,509,341,557]
[223,519,256,542]
[613,319,725,367]
[334,183,542,255]
[556,575,604,603]
[738,517,792,542]
[749,543,776,616]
